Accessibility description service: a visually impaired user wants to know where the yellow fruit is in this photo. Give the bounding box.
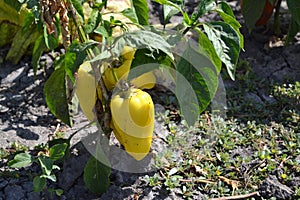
[110,87,154,160]
[121,46,136,60]
[131,71,156,89]
[103,59,132,90]
[75,62,97,121]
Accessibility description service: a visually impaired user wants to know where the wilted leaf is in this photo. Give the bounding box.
[6,13,40,64]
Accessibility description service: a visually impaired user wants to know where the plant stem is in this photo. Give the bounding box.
[67,1,111,134]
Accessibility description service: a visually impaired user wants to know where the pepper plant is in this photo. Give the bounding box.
[241,0,300,43]
[6,0,243,195]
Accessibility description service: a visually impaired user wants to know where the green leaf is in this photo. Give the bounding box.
[49,143,68,161]
[131,0,149,25]
[33,176,46,192]
[84,8,102,34]
[196,28,222,73]
[40,174,57,182]
[55,189,64,196]
[71,0,85,21]
[216,1,244,50]
[217,1,235,17]
[8,152,32,168]
[64,51,77,83]
[193,0,215,22]
[152,0,168,4]
[84,144,111,195]
[90,49,113,63]
[176,43,218,126]
[52,164,60,170]
[163,4,180,24]
[121,8,138,23]
[32,35,46,75]
[131,48,162,69]
[38,156,54,176]
[285,16,300,45]
[287,0,300,26]
[241,0,266,31]
[114,30,174,60]
[94,26,109,38]
[203,22,241,80]
[44,66,72,126]
[43,25,59,50]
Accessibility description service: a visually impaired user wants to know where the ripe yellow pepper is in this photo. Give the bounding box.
[75,62,96,121]
[121,46,135,60]
[103,59,132,91]
[110,87,154,160]
[131,71,156,89]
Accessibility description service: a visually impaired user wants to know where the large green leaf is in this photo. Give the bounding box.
[176,43,218,126]
[193,0,215,21]
[8,152,33,168]
[121,8,138,23]
[216,1,244,50]
[196,29,222,73]
[114,30,174,60]
[131,48,165,69]
[84,144,111,195]
[64,51,77,83]
[287,0,300,26]
[131,0,149,25]
[285,16,300,44]
[44,66,72,126]
[241,0,266,32]
[203,22,241,80]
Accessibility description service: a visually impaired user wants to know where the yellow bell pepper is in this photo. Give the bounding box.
[110,87,154,160]
[75,62,96,121]
[121,46,135,60]
[131,71,156,89]
[102,59,132,91]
